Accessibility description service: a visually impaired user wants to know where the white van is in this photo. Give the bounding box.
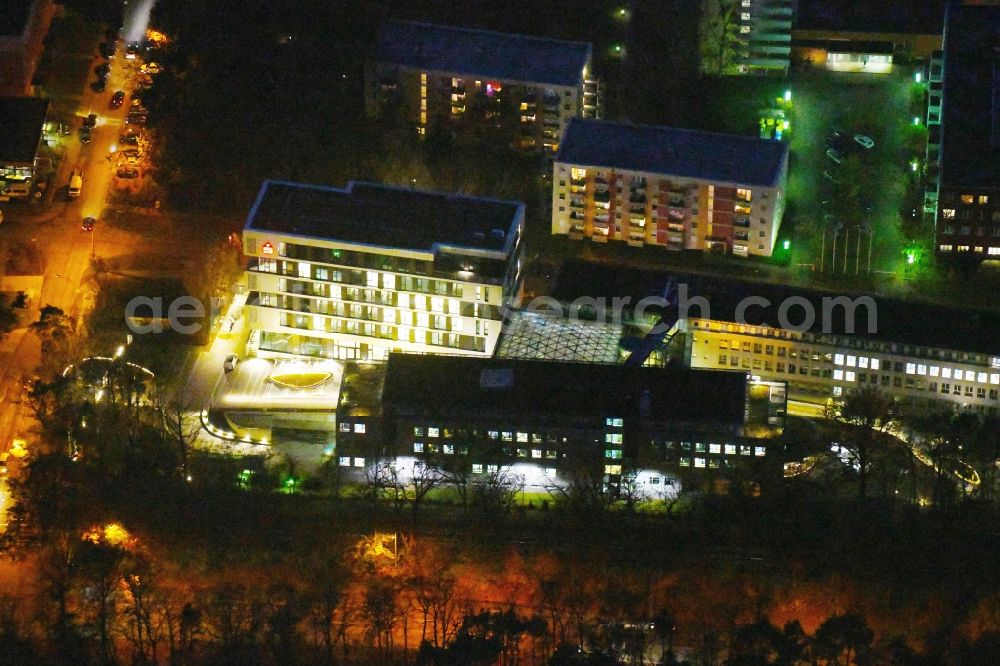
[68,170,83,198]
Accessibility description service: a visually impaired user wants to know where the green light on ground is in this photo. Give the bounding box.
[784,89,792,102]
[913,116,921,126]
[617,7,628,17]
[904,248,921,265]
[783,239,791,251]
[915,71,922,83]
[614,44,623,53]
[282,476,301,494]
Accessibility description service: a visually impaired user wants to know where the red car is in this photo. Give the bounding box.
[110,90,125,108]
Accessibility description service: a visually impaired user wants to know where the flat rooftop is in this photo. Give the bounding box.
[375,20,592,87]
[557,118,788,188]
[382,352,748,430]
[245,180,522,255]
[552,260,1000,358]
[214,358,343,411]
[0,97,47,164]
[794,39,895,55]
[0,1,33,37]
[939,4,1000,189]
[795,0,946,34]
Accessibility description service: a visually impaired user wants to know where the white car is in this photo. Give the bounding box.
[854,134,875,149]
[223,354,238,372]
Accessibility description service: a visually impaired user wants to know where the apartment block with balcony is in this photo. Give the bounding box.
[735,0,795,75]
[933,4,1000,257]
[365,20,597,151]
[242,180,524,362]
[552,119,788,258]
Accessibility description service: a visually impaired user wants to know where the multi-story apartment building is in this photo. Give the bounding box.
[934,3,1000,257]
[734,0,796,75]
[334,353,785,496]
[366,20,598,151]
[553,261,1000,416]
[0,0,54,96]
[552,118,788,258]
[242,180,524,362]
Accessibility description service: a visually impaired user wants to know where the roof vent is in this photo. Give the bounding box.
[480,368,514,389]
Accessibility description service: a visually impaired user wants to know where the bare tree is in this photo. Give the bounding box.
[826,387,899,499]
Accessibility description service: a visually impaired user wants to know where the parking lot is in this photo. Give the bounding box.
[785,70,916,280]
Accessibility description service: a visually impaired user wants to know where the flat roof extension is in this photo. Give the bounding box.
[556,118,789,189]
[245,180,523,255]
[375,20,592,87]
[382,352,748,429]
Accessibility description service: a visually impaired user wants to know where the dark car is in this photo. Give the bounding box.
[116,167,139,179]
[83,113,98,128]
[110,90,125,108]
[94,62,111,77]
[125,113,147,126]
[82,216,95,232]
[119,132,139,146]
[92,77,107,93]
[80,126,92,144]
[98,42,115,59]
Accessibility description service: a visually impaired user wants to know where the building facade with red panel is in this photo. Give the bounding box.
[551,119,788,258]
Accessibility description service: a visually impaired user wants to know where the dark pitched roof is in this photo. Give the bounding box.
[375,20,592,87]
[938,3,1000,189]
[0,97,48,164]
[381,352,749,428]
[244,180,523,255]
[552,260,1000,357]
[556,118,789,188]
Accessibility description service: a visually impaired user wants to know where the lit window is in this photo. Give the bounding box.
[906,363,916,375]
[834,353,845,365]
[942,209,955,219]
[605,449,622,459]
[502,432,512,441]
[339,422,351,433]
[871,359,880,370]
[488,430,499,440]
[740,25,751,33]
[991,374,1000,385]
[472,464,483,474]
[725,444,737,455]
[858,357,869,369]
[709,443,721,454]
[531,449,542,459]
[606,433,623,444]
[847,355,856,367]
[741,12,750,20]
[978,372,987,383]
[694,458,706,468]
[354,423,366,434]
[930,366,940,377]
[942,368,952,379]
[517,432,528,443]
[833,369,844,380]
[413,442,423,453]
[846,371,856,382]
[979,195,989,205]
[680,458,691,467]
[339,456,350,467]
[605,464,622,475]
[965,370,976,381]
[443,444,454,455]
[428,427,439,438]
[754,446,766,457]
[353,457,365,467]
[917,365,927,376]
[961,194,974,204]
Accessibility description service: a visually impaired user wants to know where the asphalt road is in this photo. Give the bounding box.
[0,42,169,471]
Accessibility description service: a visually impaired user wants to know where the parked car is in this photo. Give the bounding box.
[223,354,239,372]
[126,113,147,126]
[92,77,107,93]
[81,216,96,232]
[98,42,115,59]
[83,113,98,128]
[116,166,139,179]
[119,132,140,146]
[80,126,92,143]
[854,134,875,149]
[110,90,125,108]
[94,62,111,78]
[825,148,844,165]
[68,170,83,198]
